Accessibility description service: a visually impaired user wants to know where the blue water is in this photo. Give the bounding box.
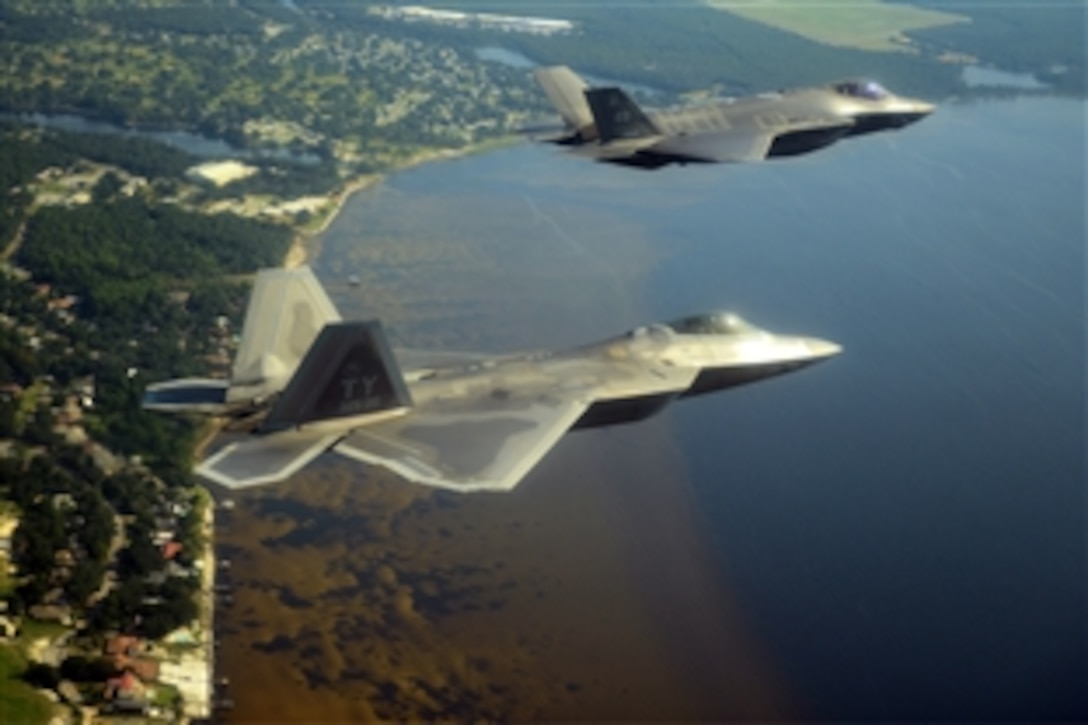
[649,99,1085,720]
[475,47,537,70]
[316,99,1085,719]
[963,65,1049,90]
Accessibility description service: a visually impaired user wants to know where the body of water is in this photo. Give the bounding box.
[1,111,320,163]
[475,46,537,70]
[309,97,1085,720]
[962,65,1050,90]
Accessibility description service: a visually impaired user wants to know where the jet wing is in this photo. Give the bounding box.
[646,116,854,164]
[650,130,776,163]
[572,132,772,167]
[570,137,660,159]
[196,429,346,489]
[334,392,591,493]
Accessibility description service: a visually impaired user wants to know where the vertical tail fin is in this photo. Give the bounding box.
[144,266,344,417]
[260,320,412,433]
[533,65,597,141]
[231,266,341,394]
[584,87,660,143]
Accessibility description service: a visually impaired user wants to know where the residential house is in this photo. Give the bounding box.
[104,671,150,715]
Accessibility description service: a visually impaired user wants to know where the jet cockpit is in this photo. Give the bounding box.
[834,79,890,100]
[666,312,758,336]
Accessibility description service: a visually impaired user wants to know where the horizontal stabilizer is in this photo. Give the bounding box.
[517,120,579,144]
[143,378,230,414]
[519,129,586,146]
[335,394,590,492]
[197,429,344,488]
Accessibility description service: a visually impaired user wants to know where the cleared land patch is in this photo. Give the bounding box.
[708,0,968,52]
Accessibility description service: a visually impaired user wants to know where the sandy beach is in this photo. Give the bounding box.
[282,175,380,270]
[282,140,519,271]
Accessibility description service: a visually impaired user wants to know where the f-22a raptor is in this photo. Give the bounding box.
[144,267,840,492]
[533,65,935,169]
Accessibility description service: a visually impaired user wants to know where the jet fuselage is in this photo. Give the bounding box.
[534,66,935,168]
[645,82,935,158]
[401,313,840,430]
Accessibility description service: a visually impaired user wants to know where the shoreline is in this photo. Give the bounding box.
[281,136,522,270]
[282,174,380,270]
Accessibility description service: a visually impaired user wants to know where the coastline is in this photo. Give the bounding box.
[281,136,522,270]
[156,489,217,720]
[283,174,380,270]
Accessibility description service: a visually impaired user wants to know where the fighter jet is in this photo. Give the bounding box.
[144,266,840,492]
[533,66,935,169]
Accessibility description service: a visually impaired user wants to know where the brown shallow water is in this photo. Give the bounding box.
[215,424,790,721]
[212,168,794,721]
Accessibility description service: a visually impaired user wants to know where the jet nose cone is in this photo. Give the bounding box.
[804,338,843,360]
[909,100,936,120]
[897,99,935,126]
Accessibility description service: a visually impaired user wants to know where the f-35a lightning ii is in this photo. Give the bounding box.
[533,65,935,169]
[144,266,840,492]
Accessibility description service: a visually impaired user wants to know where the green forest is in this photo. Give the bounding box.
[20,198,289,315]
[0,123,257,662]
[0,0,538,163]
[359,0,1084,98]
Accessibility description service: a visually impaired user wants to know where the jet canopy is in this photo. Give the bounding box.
[666,312,757,336]
[834,80,889,100]
[622,323,675,351]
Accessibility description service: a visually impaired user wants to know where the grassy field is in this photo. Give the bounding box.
[0,645,56,725]
[13,620,68,642]
[709,0,968,52]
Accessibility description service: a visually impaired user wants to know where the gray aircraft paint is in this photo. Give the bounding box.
[533,66,934,168]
